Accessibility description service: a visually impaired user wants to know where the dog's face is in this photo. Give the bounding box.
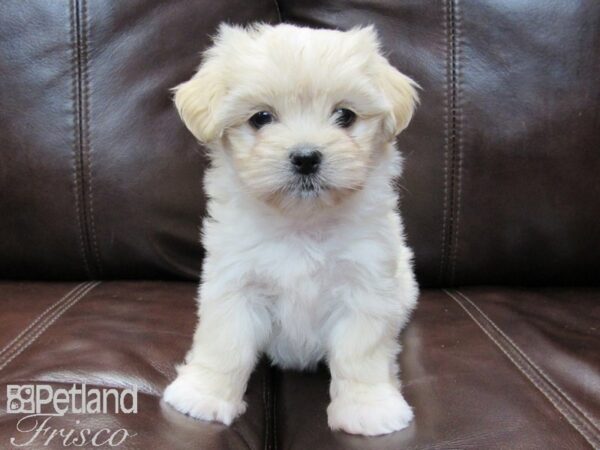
[175,24,418,209]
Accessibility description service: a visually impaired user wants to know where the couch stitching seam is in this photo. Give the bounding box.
[449,0,463,285]
[444,289,599,448]
[69,0,92,278]
[439,0,451,284]
[0,282,101,373]
[446,289,599,447]
[0,282,89,359]
[455,290,600,436]
[81,0,102,275]
[440,0,463,286]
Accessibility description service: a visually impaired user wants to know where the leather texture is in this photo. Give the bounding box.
[0,283,597,448]
[0,282,271,450]
[276,288,600,449]
[0,0,599,449]
[1,0,598,286]
[0,0,279,281]
[278,0,600,287]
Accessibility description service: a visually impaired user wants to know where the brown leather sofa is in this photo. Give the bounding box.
[1,1,598,449]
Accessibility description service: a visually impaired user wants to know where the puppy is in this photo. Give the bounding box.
[163,23,419,436]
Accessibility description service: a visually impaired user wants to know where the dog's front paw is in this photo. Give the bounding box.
[163,373,247,425]
[327,383,413,436]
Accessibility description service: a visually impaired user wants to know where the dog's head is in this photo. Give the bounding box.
[174,23,418,209]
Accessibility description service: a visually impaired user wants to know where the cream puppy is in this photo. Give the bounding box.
[163,23,419,436]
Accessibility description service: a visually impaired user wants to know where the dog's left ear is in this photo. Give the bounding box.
[374,55,420,137]
[354,26,418,136]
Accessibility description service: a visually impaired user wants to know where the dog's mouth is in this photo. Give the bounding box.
[284,175,328,198]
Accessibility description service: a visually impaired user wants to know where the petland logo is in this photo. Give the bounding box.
[6,384,137,447]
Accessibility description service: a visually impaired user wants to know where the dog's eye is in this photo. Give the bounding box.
[333,108,357,128]
[249,111,274,129]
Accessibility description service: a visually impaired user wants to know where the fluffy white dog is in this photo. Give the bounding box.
[163,23,419,436]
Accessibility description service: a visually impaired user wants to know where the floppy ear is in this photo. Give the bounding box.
[173,57,226,144]
[374,55,419,137]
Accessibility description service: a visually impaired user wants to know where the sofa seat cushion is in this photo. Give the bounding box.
[274,288,600,449]
[0,282,598,449]
[0,281,270,449]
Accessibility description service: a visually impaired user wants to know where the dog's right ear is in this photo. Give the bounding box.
[173,56,226,144]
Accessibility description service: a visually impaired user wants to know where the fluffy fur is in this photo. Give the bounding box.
[163,23,419,436]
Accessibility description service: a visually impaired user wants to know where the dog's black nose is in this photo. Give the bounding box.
[290,150,322,175]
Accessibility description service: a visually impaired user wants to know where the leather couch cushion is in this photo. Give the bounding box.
[0,282,270,449]
[275,288,600,449]
[275,287,600,449]
[0,282,598,448]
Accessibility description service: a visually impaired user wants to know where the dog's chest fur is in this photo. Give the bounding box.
[206,209,397,370]
[254,230,347,369]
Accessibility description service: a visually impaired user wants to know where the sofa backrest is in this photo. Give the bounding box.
[1,0,598,287]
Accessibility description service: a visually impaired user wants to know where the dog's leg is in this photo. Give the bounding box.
[326,308,413,436]
[163,286,270,425]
